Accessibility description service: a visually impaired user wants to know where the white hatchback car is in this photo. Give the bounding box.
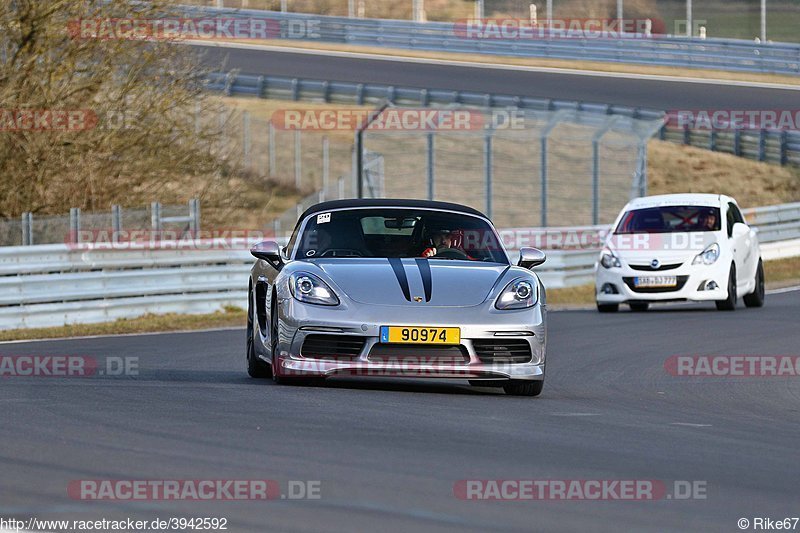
[595,193,764,312]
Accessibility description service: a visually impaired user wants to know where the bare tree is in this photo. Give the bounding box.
[0,0,232,217]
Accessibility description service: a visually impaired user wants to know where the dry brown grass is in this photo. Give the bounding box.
[648,140,800,208]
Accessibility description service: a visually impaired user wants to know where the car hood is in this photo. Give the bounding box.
[309,258,510,307]
[607,232,718,265]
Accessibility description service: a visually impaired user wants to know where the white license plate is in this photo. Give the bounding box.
[634,276,678,288]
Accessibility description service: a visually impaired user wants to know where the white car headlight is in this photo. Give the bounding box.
[289,272,339,306]
[692,243,720,265]
[600,249,621,269]
[496,279,538,310]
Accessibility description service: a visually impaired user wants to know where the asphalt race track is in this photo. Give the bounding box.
[195,45,800,111]
[2,290,799,532]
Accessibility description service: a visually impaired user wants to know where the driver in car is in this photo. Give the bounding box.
[421,229,454,257]
[698,209,718,231]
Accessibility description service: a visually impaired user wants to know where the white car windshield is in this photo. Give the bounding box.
[615,206,722,234]
[287,208,509,263]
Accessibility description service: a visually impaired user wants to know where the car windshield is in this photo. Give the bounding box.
[287,208,508,263]
[614,206,722,234]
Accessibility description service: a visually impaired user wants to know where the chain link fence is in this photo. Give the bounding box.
[0,201,200,247]
[359,107,663,229]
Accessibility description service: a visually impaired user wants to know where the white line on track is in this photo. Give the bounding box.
[671,422,712,427]
[187,40,800,91]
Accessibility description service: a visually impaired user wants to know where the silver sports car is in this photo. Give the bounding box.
[246,199,548,396]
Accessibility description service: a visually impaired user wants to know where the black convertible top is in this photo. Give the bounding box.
[298,199,488,220]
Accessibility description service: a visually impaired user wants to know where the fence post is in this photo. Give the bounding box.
[112,204,122,243]
[268,120,276,178]
[540,134,548,227]
[69,207,81,245]
[294,130,302,189]
[484,128,493,219]
[189,199,201,236]
[427,133,435,200]
[322,136,330,199]
[21,212,32,246]
[242,110,251,168]
[151,202,162,239]
[780,130,788,165]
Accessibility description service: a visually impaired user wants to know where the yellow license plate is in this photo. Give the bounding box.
[380,326,460,345]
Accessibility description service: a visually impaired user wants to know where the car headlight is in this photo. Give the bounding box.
[289,272,339,306]
[692,243,720,265]
[600,249,621,269]
[495,279,538,310]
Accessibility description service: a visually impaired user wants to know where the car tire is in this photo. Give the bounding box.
[715,264,737,311]
[743,259,765,308]
[247,289,272,379]
[629,302,649,312]
[503,380,544,397]
[596,303,619,313]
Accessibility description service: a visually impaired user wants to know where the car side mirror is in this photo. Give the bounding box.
[731,222,749,238]
[518,247,546,269]
[251,240,283,268]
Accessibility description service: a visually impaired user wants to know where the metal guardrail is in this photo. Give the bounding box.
[1,202,798,329]
[207,71,800,167]
[206,72,664,120]
[182,6,800,74]
[182,7,800,75]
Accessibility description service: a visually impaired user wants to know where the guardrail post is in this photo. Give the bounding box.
[427,133,435,200]
[419,89,428,107]
[780,130,788,165]
[291,78,299,101]
[321,81,330,103]
[294,130,302,189]
[224,71,235,96]
[658,124,666,140]
[268,120,276,178]
[256,76,265,98]
[386,86,395,104]
[356,84,364,106]
[733,129,742,156]
[69,207,81,245]
[709,128,717,152]
[21,212,32,246]
[683,123,691,145]
[758,129,767,161]
[484,128,493,219]
[112,205,122,243]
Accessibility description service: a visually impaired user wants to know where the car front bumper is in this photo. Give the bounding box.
[261,299,546,381]
[595,260,730,304]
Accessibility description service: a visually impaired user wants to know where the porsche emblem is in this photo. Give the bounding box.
[413,296,424,302]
